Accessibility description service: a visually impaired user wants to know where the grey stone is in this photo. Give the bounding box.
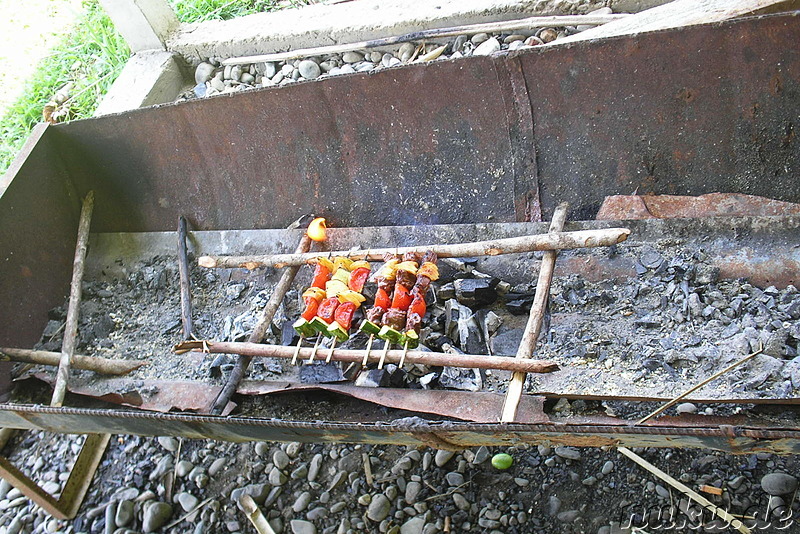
[434,450,455,467]
[342,51,364,63]
[728,475,746,490]
[241,72,255,85]
[453,35,468,52]
[273,450,290,470]
[177,492,199,512]
[400,516,425,534]
[339,64,355,74]
[293,491,312,513]
[554,446,581,461]
[306,506,327,521]
[291,464,309,480]
[208,457,226,476]
[655,485,670,499]
[287,442,302,457]
[105,500,117,534]
[367,494,391,521]
[298,60,321,80]
[338,451,361,472]
[398,43,415,61]
[195,63,215,84]
[557,510,580,522]
[405,481,422,504]
[472,36,500,55]
[676,402,698,415]
[149,455,173,481]
[115,500,134,527]
[761,473,798,495]
[582,476,597,486]
[445,472,464,486]
[255,442,269,457]
[471,33,489,45]
[601,461,614,475]
[308,453,323,482]
[157,436,179,452]
[176,460,193,477]
[452,492,470,511]
[269,467,288,486]
[142,502,172,533]
[230,65,243,82]
[547,495,561,516]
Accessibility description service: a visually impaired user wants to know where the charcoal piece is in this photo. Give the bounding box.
[634,314,661,328]
[383,364,407,388]
[426,334,454,352]
[41,320,63,338]
[457,315,485,355]
[506,298,533,315]
[355,368,385,388]
[439,366,482,392]
[161,319,182,335]
[490,328,523,356]
[419,372,438,389]
[92,313,116,339]
[639,248,665,270]
[300,363,344,384]
[281,320,298,346]
[454,278,498,306]
[445,299,471,339]
[209,354,230,377]
[437,282,456,301]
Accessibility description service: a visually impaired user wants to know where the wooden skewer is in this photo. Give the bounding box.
[307,337,322,364]
[501,203,568,423]
[221,13,629,65]
[325,338,337,363]
[51,191,94,408]
[291,337,304,365]
[378,340,391,369]
[362,335,374,367]
[399,340,409,368]
[198,227,630,269]
[176,340,559,374]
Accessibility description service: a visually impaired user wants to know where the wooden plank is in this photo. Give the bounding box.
[551,0,794,46]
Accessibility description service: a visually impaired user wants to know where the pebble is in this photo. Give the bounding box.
[554,446,581,461]
[342,51,364,63]
[473,37,501,56]
[398,43,415,62]
[293,491,312,512]
[445,472,464,486]
[273,450,290,470]
[269,467,288,486]
[255,442,269,457]
[473,446,490,464]
[286,442,302,457]
[405,481,421,504]
[655,485,670,499]
[175,460,193,477]
[557,510,580,522]
[602,461,615,475]
[115,500,134,527]
[177,492,199,512]
[298,60,321,80]
[308,453,323,482]
[195,63,215,84]
[291,519,317,534]
[471,33,490,45]
[208,457,227,476]
[676,402,698,415]
[307,506,327,521]
[453,492,470,511]
[400,516,425,534]
[142,502,172,533]
[761,473,798,495]
[157,436,179,452]
[434,450,455,467]
[367,494,391,521]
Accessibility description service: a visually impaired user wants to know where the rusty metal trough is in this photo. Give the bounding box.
[1,13,799,454]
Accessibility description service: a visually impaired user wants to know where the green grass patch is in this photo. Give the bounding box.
[169,0,313,23]
[0,0,129,175]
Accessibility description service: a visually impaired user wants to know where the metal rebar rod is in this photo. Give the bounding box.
[177,216,194,340]
[198,227,630,269]
[51,191,94,407]
[210,233,312,414]
[501,203,568,423]
[174,340,559,374]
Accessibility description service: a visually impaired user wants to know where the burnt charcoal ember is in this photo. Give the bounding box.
[639,247,665,270]
[425,333,454,352]
[444,299,468,338]
[490,327,523,356]
[457,314,485,355]
[439,365,482,392]
[355,368,385,388]
[300,363,344,384]
[419,372,438,389]
[437,282,456,301]
[209,354,230,377]
[634,314,662,328]
[383,364,407,388]
[454,278,498,306]
[281,320,298,346]
[505,296,534,315]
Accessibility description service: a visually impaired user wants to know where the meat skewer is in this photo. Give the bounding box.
[291,256,334,364]
[359,253,400,367]
[377,251,420,368]
[399,251,439,366]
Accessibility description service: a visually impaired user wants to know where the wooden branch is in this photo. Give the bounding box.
[501,203,568,423]
[177,216,194,340]
[238,494,277,534]
[210,233,313,415]
[636,344,764,425]
[551,0,790,47]
[199,227,630,269]
[174,340,559,374]
[222,14,629,65]
[618,446,751,534]
[1,348,147,376]
[51,191,94,407]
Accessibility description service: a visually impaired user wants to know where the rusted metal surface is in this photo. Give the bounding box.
[0,405,798,454]
[237,382,549,424]
[596,193,800,220]
[523,12,800,220]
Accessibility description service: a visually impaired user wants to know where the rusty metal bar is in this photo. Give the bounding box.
[177,216,194,340]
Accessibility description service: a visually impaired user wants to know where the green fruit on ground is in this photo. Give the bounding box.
[492,453,513,470]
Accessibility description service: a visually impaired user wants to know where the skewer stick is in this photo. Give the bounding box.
[1,347,146,376]
[177,216,194,340]
[399,340,409,368]
[174,340,559,374]
[501,203,568,423]
[362,335,374,367]
[211,230,312,415]
[636,343,764,425]
[51,191,94,408]
[307,337,321,363]
[325,338,337,363]
[378,340,391,369]
[198,227,630,269]
[291,337,304,365]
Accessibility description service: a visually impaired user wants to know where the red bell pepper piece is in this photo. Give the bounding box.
[348,267,371,292]
[311,264,331,289]
[391,284,412,311]
[334,301,357,330]
[374,287,392,309]
[301,297,321,321]
[316,297,340,324]
[408,296,426,318]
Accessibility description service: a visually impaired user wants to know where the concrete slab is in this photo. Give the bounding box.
[98,0,178,52]
[94,50,185,116]
[168,0,612,62]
